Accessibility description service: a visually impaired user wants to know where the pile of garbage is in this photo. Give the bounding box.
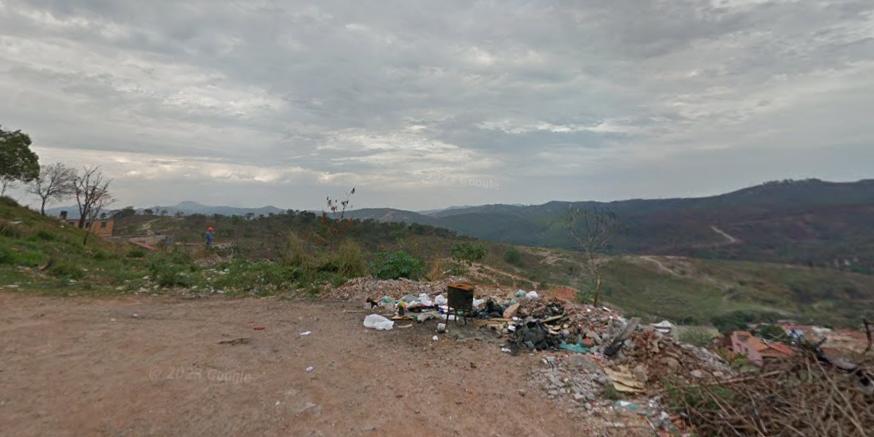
[356,283,733,413]
[507,297,623,352]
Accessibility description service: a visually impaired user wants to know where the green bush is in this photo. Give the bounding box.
[711,310,782,333]
[678,327,717,347]
[447,259,469,276]
[754,324,788,342]
[48,260,85,280]
[148,251,197,287]
[371,251,424,280]
[34,230,55,241]
[451,242,487,264]
[213,260,293,292]
[0,245,12,264]
[503,247,523,266]
[127,248,147,258]
[326,240,367,277]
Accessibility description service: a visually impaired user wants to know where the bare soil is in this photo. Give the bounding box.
[0,293,645,436]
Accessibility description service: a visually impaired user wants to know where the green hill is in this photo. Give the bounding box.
[3,196,873,328]
[350,179,874,273]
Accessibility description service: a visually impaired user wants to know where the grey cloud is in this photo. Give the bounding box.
[0,0,872,210]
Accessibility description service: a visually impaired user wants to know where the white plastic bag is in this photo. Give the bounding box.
[363,314,394,331]
[418,293,433,306]
[434,294,447,306]
[525,291,539,300]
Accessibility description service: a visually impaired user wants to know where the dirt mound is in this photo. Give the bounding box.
[322,277,463,301]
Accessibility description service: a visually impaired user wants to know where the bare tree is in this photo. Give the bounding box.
[28,162,76,215]
[565,207,618,306]
[325,186,356,219]
[73,166,113,244]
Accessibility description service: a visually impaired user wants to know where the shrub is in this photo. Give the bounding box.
[447,259,469,276]
[148,251,196,287]
[451,242,487,264]
[503,247,523,266]
[371,251,424,280]
[48,260,85,280]
[213,260,293,292]
[34,230,55,241]
[127,248,147,258]
[754,324,788,342]
[0,245,12,264]
[330,240,367,277]
[711,310,782,333]
[678,327,717,347]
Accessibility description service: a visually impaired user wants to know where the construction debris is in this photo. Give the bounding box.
[672,347,873,436]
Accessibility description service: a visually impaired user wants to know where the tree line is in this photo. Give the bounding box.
[1,125,113,238]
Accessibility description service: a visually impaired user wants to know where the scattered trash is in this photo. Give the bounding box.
[299,331,312,336]
[432,335,439,341]
[305,366,314,372]
[503,303,520,319]
[218,337,252,345]
[559,342,589,353]
[604,366,645,393]
[396,323,413,329]
[253,326,266,331]
[436,323,446,333]
[501,347,512,353]
[363,314,394,331]
[525,291,539,300]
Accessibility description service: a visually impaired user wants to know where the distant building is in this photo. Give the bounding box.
[730,330,794,366]
[59,212,114,238]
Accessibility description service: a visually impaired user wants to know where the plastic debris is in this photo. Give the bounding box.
[363,314,394,330]
[525,291,539,300]
[559,342,590,353]
[432,335,439,341]
[305,366,314,372]
[434,294,447,306]
[418,293,433,307]
[299,331,312,336]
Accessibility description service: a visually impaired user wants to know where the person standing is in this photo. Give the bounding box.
[205,226,215,248]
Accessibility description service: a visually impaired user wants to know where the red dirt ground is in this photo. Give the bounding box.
[0,293,650,436]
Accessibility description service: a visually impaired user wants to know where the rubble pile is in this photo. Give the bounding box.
[529,354,683,433]
[323,277,462,301]
[530,354,608,410]
[616,329,731,385]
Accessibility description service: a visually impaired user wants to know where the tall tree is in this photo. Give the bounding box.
[73,166,113,242]
[0,126,40,196]
[565,207,618,306]
[28,162,76,215]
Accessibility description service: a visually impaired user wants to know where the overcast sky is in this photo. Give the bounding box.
[1,0,873,211]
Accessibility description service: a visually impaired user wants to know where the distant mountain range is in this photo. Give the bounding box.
[46,201,284,219]
[342,179,874,273]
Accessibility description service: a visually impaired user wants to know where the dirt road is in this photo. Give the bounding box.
[0,293,636,436]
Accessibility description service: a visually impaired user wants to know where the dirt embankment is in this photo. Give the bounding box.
[0,293,643,436]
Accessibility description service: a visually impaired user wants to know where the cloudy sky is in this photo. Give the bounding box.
[1,0,873,210]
